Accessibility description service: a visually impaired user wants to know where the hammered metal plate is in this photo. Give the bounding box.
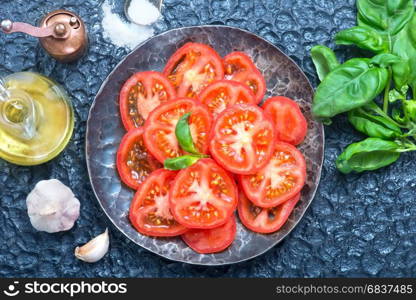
[86,26,324,265]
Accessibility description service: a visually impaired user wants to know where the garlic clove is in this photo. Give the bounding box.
[75,228,109,263]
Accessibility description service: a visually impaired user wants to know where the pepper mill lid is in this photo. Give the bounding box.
[1,9,87,63]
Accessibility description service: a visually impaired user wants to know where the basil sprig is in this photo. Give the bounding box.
[311,0,416,173]
[163,112,208,170]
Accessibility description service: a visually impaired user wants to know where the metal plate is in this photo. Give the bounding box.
[86,25,324,265]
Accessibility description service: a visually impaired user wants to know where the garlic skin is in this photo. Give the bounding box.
[26,179,80,233]
[75,228,109,263]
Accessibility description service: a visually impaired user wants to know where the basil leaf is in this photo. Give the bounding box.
[164,155,205,170]
[402,99,416,123]
[348,108,402,139]
[310,45,340,81]
[388,85,408,103]
[312,58,388,118]
[392,13,416,94]
[336,137,401,174]
[357,0,414,35]
[335,26,388,53]
[175,112,200,155]
[370,53,402,67]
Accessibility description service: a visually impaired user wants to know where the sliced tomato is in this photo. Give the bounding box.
[240,141,306,208]
[198,80,257,118]
[129,169,188,237]
[182,216,236,254]
[223,51,266,103]
[163,43,224,98]
[143,98,212,163]
[209,104,275,175]
[170,158,238,229]
[119,71,176,131]
[262,96,307,145]
[116,127,162,189]
[238,190,300,234]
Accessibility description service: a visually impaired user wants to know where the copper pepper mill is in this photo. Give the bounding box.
[0,10,88,63]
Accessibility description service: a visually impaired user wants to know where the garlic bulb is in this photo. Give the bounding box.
[75,229,109,263]
[26,179,80,233]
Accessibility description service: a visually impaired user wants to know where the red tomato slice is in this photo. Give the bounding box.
[116,127,162,189]
[170,158,238,229]
[143,98,212,163]
[262,96,308,145]
[182,215,236,254]
[198,80,257,118]
[209,104,275,175]
[163,43,224,98]
[240,141,306,208]
[119,71,176,131]
[223,51,266,103]
[129,169,188,237]
[238,190,300,234]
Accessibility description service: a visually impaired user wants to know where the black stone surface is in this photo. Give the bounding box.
[0,0,415,277]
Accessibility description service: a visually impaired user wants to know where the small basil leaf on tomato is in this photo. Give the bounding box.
[312,58,388,118]
[175,112,200,155]
[310,45,340,81]
[348,109,402,139]
[164,155,207,170]
[335,26,388,53]
[336,138,400,174]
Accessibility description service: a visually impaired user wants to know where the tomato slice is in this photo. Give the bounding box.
[129,169,188,237]
[163,43,224,98]
[223,51,266,103]
[143,98,212,163]
[119,71,176,131]
[170,158,238,229]
[262,96,308,145]
[116,127,162,189]
[238,190,300,234]
[240,141,306,208]
[209,104,275,175]
[198,80,257,118]
[182,215,236,254]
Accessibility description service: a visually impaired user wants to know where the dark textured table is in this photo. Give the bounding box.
[0,0,415,278]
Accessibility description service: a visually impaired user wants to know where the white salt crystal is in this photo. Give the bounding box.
[127,0,161,26]
[101,1,154,50]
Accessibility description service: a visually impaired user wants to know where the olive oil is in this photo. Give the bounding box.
[0,72,74,165]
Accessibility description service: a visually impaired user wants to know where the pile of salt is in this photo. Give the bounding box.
[127,0,161,26]
[101,0,156,50]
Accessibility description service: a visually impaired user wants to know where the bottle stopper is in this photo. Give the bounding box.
[1,10,88,63]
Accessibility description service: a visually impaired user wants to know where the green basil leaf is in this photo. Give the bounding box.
[388,85,408,103]
[175,112,200,155]
[336,137,401,174]
[357,0,414,35]
[348,108,402,139]
[392,107,406,123]
[310,45,340,81]
[392,13,416,95]
[370,53,403,67]
[312,58,388,118]
[335,26,388,53]
[164,155,205,170]
[402,99,416,123]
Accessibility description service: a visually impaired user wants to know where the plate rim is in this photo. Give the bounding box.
[85,25,325,266]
